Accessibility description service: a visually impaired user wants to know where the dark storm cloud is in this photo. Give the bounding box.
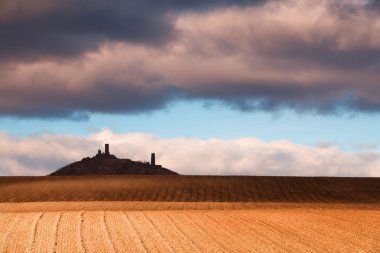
[0,0,263,60]
[0,0,380,119]
[190,81,380,115]
[0,79,189,119]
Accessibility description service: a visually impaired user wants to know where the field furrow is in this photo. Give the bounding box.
[288,212,373,251]
[0,213,15,235]
[237,212,320,252]
[105,211,147,253]
[0,176,379,203]
[126,212,174,252]
[2,213,42,253]
[218,211,301,252]
[55,212,85,253]
[26,212,44,253]
[239,210,377,252]
[0,213,23,252]
[187,212,250,252]
[0,207,379,252]
[205,211,290,252]
[327,211,379,246]
[145,212,201,252]
[166,212,227,253]
[30,212,61,253]
[82,211,116,252]
[294,210,380,250]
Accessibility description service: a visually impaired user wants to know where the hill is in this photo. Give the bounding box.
[0,176,379,203]
[49,144,178,176]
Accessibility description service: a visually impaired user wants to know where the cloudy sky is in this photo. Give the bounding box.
[0,0,379,176]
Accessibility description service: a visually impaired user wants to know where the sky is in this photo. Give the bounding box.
[0,0,379,176]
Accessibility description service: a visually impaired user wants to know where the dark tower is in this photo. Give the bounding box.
[105,144,110,155]
[151,153,155,166]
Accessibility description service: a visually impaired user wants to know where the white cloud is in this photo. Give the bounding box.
[0,129,379,177]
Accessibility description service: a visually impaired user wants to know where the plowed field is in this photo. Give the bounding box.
[1,176,379,252]
[0,208,379,252]
[0,176,379,203]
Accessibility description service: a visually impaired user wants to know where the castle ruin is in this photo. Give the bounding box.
[95,144,160,167]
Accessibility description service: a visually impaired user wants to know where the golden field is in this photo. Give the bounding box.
[0,176,379,252]
[0,207,379,252]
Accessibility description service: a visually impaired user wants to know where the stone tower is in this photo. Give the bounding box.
[151,153,155,166]
[105,144,110,155]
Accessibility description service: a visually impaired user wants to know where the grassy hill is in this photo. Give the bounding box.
[0,176,379,203]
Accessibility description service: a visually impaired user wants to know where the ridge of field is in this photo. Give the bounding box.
[0,201,379,213]
[1,176,379,203]
[0,209,379,252]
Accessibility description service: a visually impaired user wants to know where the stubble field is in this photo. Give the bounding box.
[1,208,379,252]
[1,176,379,252]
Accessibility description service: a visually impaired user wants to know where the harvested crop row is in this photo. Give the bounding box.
[144,212,201,252]
[82,211,116,252]
[55,212,84,253]
[125,212,174,252]
[1,213,42,253]
[30,212,61,253]
[0,213,24,252]
[237,209,379,251]
[166,213,226,253]
[186,212,249,251]
[0,209,379,252]
[104,211,147,253]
